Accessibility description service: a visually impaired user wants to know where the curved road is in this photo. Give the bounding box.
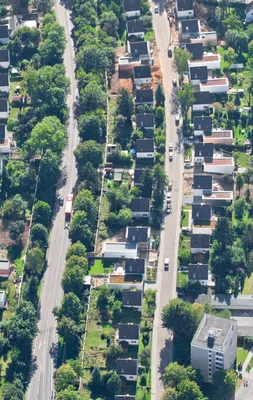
[26,2,78,399]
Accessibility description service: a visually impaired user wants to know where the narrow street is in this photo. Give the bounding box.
[151,2,184,399]
[26,1,78,399]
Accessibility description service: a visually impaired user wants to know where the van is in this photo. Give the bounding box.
[164,258,169,270]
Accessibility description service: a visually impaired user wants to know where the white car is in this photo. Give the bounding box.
[168,181,172,190]
[167,192,171,200]
[184,162,193,169]
[154,6,159,13]
[169,143,173,151]
[164,257,169,271]
[166,203,171,213]
[169,151,173,160]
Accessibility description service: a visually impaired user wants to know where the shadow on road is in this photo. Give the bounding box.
[170,89,179,115]
[50,342,59,369]
[158,339,172,381]
[26,355,38,386]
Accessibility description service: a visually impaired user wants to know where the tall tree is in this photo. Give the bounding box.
[100,11,119,38]
[74,140,103,169]
[173,48,192,74]
[117,88,134,120]
[155,83,165,106]
[55,364,78,392]
[236,174,244,194]
[177,84,195,116]
[69,210,94,249]
[66,241,87,260]
[78,112,106,142]
[33,201,52,228]
[211,370,236,400]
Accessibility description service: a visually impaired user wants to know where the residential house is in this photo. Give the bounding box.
[202,191,233,206]
[133,65,152,86]
[109,265,143,290]
[185,43,203,59]
[192,203,212,235]
[0,73,10,93]
[127,19,144,40]
[0,259,10,279]
[102,242,138,259]
[131,197,151,218]
[190,66,208,85]
[125,258,146,275]
[116,359,138,381]
[0,290,6,308]
[193,116,212,136]
[124,0,141,18]
[193,175,212,197]
[136,139,154,159]
[188,263,210,286]
[203,130,233,146]
[0,123,10,154]
[115,396,136,400]
[194,143,213,163]
[134,168,145,186]
[21,13,38,29]
[191,314,237,383]
[135,89,153,105]
[0,25,9,44]
[246,2,253,23]
[0,49,10,69]
[136,114,154,131]
[0,99,9,119]
[180,19,200,40]
[193,92,212,112]
[122,290,143,311]
[190,234,210,254]
[117,324,140,345]
[176,0,194,19]
[129,41,149,61]
[126,226,150,245]
[200,78,229,94]
[203,156,234,174]
[188,53,221,70]
[191,31,218,46]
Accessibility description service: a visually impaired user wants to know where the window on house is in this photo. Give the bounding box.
[129,266,132,272]
[196,212,199,217]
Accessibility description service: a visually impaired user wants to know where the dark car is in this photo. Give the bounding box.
[168,48,172,58]
[59,195,64,206]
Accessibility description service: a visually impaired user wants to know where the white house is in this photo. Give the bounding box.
[190,234,210,254]
[122,290,143,311]
[188,53,221,70]
[203,130,233,146]
[0,99,9,119]
[203,156,234,174]
[193,175,212,197]
[0,25,9,45]
[195,143,213,163]
[193,92,212,112]
[0,73,10,93]
[127,19,145,40]
[133,65,152,86]
[124,0,141,18]
[117,324,140,345]
[116,359,138,381]
[193,116,212,136]
[176,0,194,19]
[102,242,138,259]
[136,139,154,160]
[246,2,253,23]
[200,78,229,94]
[0,290,6,308]
[131,198,151,218]
[202,191,233,207]
[0,49,10,69]
[191,31,218,46]
[180,19,200,40]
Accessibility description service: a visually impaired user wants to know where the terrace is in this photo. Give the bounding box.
[203,130,233,145]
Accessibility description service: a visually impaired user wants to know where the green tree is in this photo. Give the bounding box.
[79,82,107,113]
[173,48,192,74]
[105,343,123,368]
[2,194,27,221]
[117,208,132,226]
[177,83,195,116]
[223,14,242,31]
[62,266,85,297]
[152,164,168,208]
[39,21,66,66]
[161,387,177,400]
[69,211,93,249]
[224,47,237,64]
[140,347,151,367]
[56,388,79,400]
[31,223,48,248]
[100,11,119,38]
[78,112,106,142]
[234,197,247,220]
[177,379,206,400]
[234,92,241,108]
[106,373,121,396]
[140,168,153,197]
[164,362,200,387]
[212,369,236,400]
[78,161,101,193]
[2,379,24,400]
[25,247,45,276]
[155,106,165,127]
[236,174,244,194]
[155,83,165,106]
[39,149,61,191]
[73,189,98,228]
[54,293,83,323]
[37,0,52,14]
[66,241,87,260]
[66,255,88,274]
[9,220,25,242]
[76,46,114,75]
[117,88,134,120]
[74,140,103,169]
[55,364,78,392]
[249,40,253,57]
[33,201,52,228]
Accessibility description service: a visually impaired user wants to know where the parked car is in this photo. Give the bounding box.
[59,195,64,206]
[164,257,170,271]
[155,6,159,13]
[175,115,179,125]
[169,142,173,151]
[168,181,172,190]
[184,161,193,169]
[172,79,177,87]
[169,17,173,27]
[169,150,173,160]
[168,48,172,58]
[167,192,171,200]
[166,203,171,213]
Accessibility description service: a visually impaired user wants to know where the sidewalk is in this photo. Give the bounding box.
[236,347,253,400]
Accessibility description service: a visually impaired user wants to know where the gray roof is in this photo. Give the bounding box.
[0,98,8,112]
[136,89,153,104]
[190,234,210,249]
[127,19,144,34]
[125,258,145,274]
[190,66,208,82]
[181,19,199,34]
[131,197,150,212]
[130,41,148,58]
[186,43,203,59]
[104,242,137,251]
[193,91,212,105]
[136,113,154,128]
[0,73,9,87]
[0,124,5,140]
[188,263,208,280]
[134,168,145,184]
[122,290,142,306]
[191,313,237,351]
[192,204,211,220]
[194,116,212,132]
[118,323,140,340]
[115,396,136,400]
[177,0,193,11]
[127,226,149,243]
[0,259,10,271]
[195,143,213,158]
[134,65,151,79]
[116,359,138,375]
[193,175,212,190]
[0,25,8,39]
[0,49,9,62]
[124,0,140,12]
[136,139,154,152]
[211,294,253,310]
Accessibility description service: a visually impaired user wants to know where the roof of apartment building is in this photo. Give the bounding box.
[133,65,151,79]
[190,66,208,82]
[134,168,145,184]
[190,234,210,249]
[126,226,150,243]
[188,263,209,280]
[124,0,141,11]
[130,41,148,58]
[193,175,213,190]
[136,139,154,153]
[195,143,213,158]
[192,204,212,220]
[0,73,9,87]
[191,313,237,351]
[181,19,199,34]
[127,19,144,34]
[136,89,153,104]
[118,324,140,340]
[131,197,150,212]
[0,49,9,62]
[177,0,193,11]
[0,25,8,39]
[186,42,203,59]
[116,359,138,375]
[0,98,8,111]
[193,91,212,105]
[122,290,142,306]
[125,258,145,274]
[136,113,154,128]
[193,116,212,132]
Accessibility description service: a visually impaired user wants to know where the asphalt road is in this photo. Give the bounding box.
[151,3,184,399]
[26,2,78,399]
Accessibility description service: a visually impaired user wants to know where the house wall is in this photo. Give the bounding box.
[177,9,194,19]
[136,152,154,159]
[129,31,144,39]
[108,282,143,290]
[190,78,202,85]
[0,138,10,154]
[188,58,221,70]
[0,38,9,45]
[0,61,9,69]
[0,293,5,308]
[136,100,153,105]
[194,129,204,136]
[134,77,152,85]
[123,304,142,312]
[223,326,237,372]
[118,338,139,345]
[119,373,137,381]
[195,156,205,163]
[0,85,9,93]
[189,278,208,286]
[246,10,253,23]
[126,10,141,18]
[200,82,229,94]
[191,344,210,383]
[192,104,210,112]
[0,110,8,119]
[204,163,234,174]
[132,211,150,218]
[191,247,209,254]
[192,225,212,235]
[136,125,154,131]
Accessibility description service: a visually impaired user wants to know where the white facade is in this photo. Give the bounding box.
[109,280,143,291]
[0,60,9,69]
[195,155,205,163]
[134,76,152,86]
[0,102,9,119]
[191,31,218,46]
[200,78,229,94]
[120,373,137,381]
[0,37,9,45]
[126,10,141,18]
[204,158,234,175]
[192,224,212,235]
[177,9,194,19]
[118,337,139,345]
[246,8,253,23]
[194,129,204,136]
[136,151,154,159]
[191,246,209,255]
[129,31,144,39]
[132,210,150,218]
[189,276,208,286]
[188,54,221,70]
[0,85,10,93]
[0,137,10,153]
[192,103,211,112]
[0,290,5,308]
[194,188,212,197]
[123,303,142,312]
[103,242,137,259]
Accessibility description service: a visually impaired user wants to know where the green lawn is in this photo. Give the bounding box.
[237,152,248,168]
[144,30,155,42]
[237,347,248,366]
[247,356,253,372]
[108,96,118,143]
[9,78,22,123]
[182,210,189,228]
[242,273,253,294]
[89,259,112,275]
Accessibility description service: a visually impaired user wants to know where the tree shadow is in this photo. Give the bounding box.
[170,89,180,115]
[26,355,38,386]
[158,338,172,383]
[50,342,59,369]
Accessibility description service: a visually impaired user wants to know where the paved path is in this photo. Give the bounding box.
[26,2,78,399]
[236,348,253,400]
[151,2,184,399]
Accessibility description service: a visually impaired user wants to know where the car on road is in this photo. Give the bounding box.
[169,150,173,161]
[154,6,159,13]
[168,181,172,190]
[184,161,193,169]
[169,142,173,151]
[168,48,172,58]
[167,192,171,200]
[59,195,64,206]
[164,257,170,271]
[175,115,179,126]
[169,17,173,26]
[172,79,177,87]
[166,203,171,213]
